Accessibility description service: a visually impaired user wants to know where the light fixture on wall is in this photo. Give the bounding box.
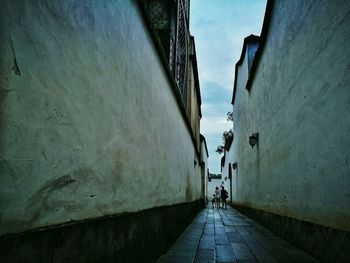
[249,133,259,148]
[232,162,237,170]
[194,160,197,166]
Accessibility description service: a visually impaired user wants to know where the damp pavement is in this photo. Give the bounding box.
[156,206,319,263]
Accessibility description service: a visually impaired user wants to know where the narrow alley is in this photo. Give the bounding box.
[0,0,349,262]
[157,206,319,263]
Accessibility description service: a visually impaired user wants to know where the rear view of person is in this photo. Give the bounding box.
[221,186,228,208]
[215,187,221,208]
[211,194,216,208]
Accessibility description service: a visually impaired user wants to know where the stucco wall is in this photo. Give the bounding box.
[221,149,234,202]
[187,60,201,151]
[0,0,202,236]
[231,0,350,231]
[200,138,208,199]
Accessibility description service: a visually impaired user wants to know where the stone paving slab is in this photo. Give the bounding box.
[156,206,319,263]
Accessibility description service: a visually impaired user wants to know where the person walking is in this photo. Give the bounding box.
[220,186,228,208]
[211,194,216,208]
[215,186,221,208]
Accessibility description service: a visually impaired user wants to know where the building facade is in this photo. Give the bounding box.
[226,0,350,261]
[220,148,234,203]
[200,134,209,202]
[0,0,205,262]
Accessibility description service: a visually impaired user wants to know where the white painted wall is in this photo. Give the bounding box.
[231,0,350,231]
[221,149,234,202]
[201,137,208,199]
[0,0,202,235]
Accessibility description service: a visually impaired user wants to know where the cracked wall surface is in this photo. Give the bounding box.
[0,0,202,236]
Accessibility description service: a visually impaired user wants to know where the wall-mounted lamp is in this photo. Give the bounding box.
[249,133,259,148]
[194,160,197,166]
[232,162,237,170]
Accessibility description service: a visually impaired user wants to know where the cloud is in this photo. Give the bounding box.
[191,1,266,90]
[201,116,232,136]
[201,81,232,104]
[200,115,232,174]
[191,0,266,173]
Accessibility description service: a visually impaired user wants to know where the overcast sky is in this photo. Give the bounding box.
[190,0,267,174]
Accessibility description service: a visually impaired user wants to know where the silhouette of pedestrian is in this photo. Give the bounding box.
[221,186,228,208]
[211,194,216,208]
[215,186,221,208]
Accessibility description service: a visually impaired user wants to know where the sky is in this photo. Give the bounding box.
[190,0,267,174]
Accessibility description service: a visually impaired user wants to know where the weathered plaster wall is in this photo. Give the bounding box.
[187,59,201,151]
[231,0,350,231]
[0,0,202,236]
[200,138,208,199]
[221,149,234,202]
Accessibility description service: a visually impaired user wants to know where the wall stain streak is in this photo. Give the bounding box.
[10,36,20,77]
[26,175,78,224]
[185,174,192,201]
[112,149,124,185]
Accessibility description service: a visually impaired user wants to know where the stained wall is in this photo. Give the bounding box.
[0,0,202,236]
[230,0,350,231]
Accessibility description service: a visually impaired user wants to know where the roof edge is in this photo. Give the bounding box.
[246,0,274,92]
[231,34,261,105]
[200,134,209,158]
[231,0,275,105]
[189,36,203,118]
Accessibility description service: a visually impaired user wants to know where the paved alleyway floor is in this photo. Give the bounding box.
[156,206,319,263]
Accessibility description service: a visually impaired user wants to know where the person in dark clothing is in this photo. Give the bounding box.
[220,186,228,208]
[211,194,216,208]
